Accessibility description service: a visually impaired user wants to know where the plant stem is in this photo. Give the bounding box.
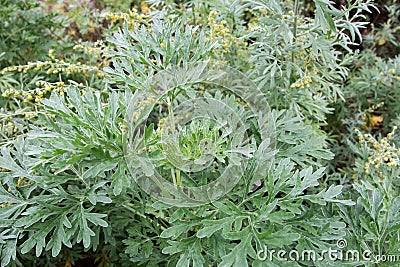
[291,0,300,64]
[176,169,181,186]
[171,168,177,185]
[290,0,301,81]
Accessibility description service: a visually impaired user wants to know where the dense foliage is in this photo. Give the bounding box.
[0,0,399,266]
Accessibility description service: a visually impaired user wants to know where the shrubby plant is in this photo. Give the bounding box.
[0,0,399,266]
[0,0,60,69]
[338,127,400,265]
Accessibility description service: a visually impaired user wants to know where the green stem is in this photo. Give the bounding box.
[171,168,177,186]
[166,95,176,132]
[176,169,181,186]
[192,2,196,25]
[293,0,300,38]
[291,0,300,65]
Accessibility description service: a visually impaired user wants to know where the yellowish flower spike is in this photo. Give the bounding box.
[100,8,149,30]
[355,126,400,174]
[207,10,244,55]
[290,74,314,89]
[1,51,104,78]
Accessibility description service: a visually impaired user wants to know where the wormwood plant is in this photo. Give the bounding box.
[246,0,375,122]
[0,0,60,69]
[0,0,393,266]
[341,51,400,132]
[337,127,400,265]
